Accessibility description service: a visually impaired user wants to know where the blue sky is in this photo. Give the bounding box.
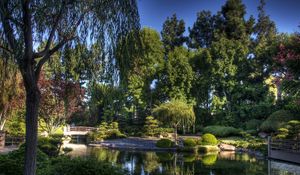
[137,0,300,34]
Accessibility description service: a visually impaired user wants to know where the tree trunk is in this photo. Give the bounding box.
[24,83,40,175]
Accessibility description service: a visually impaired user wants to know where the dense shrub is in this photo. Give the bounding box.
[143,116,159,136]
[44,157,127,175]
[202,125,240,137]
[38,136,62,157]
[0,148,126,175]
[156,139,175,148]
[0,146,49,175]
[183,138,197,147]
[260,110,294,132]
[201,133,218,145]
[88,122,126,141]
[275,120,300,139]
[245,119,261,130]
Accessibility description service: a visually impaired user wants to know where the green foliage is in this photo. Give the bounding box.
[161,14,186,51]
[88,122,126,141]
[260,110,294,132]
[201,133,218,145]
[0,146,49,175]
[156,139,175,148]
[43,157,127,175]
[245,119,261,130]
[183,138,197,147]
[153,99,195,129]
[155,127,174,137]
[144,116,159,137]
[0,149,127,175]
[37,135,63,157]
[188,11,214,48]
[286,120,300,139]
[5,113,26,137]
[156,47,194,100]
[202,125,240,137]
[116,28,165,121]
[275,120,300,139]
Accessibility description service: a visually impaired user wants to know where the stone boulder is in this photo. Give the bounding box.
[219,143,236,151]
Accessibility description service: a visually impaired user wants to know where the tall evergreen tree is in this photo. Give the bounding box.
[221,0,248,40]
[161,14,186,51]
[155,47,194,102]
[188,11,214,48]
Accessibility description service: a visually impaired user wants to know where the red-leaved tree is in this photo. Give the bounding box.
[38,71,84,135]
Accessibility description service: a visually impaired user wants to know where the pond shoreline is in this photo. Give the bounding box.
[86,137,266,158]
[88,137,177,152]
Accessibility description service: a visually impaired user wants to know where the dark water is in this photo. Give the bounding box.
[68,145,300,175]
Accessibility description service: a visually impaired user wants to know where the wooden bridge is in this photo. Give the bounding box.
[268,137,300,164]
[63,126,96,136]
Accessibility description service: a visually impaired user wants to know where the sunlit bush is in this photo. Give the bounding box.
[201,133,218,145]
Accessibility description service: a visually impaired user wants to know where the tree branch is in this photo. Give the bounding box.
[35,36,76,80]
[22,0,33,66]
[0,44,12,53]
[33,1,66,59]
[34,4,86,80]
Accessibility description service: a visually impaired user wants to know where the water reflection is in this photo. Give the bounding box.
[67,145,300,175]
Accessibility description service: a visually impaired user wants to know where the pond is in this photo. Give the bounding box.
[67,144,300,175]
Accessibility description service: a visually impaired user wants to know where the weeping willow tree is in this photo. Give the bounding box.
[0,1,139,174]
[153,99,195,144]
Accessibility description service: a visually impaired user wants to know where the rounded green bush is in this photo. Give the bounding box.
[202,125,240,137]
[201,133,218,145]
[156,139,174,148]
[260,110,294,133]
[183,138,197,147]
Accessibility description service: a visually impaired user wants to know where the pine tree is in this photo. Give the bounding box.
[161,14,186,51]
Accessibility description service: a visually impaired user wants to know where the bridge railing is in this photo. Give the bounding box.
[68,126,96,132]
[268,137,300,164]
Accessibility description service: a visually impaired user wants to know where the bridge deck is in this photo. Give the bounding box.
[64,126,96,136]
